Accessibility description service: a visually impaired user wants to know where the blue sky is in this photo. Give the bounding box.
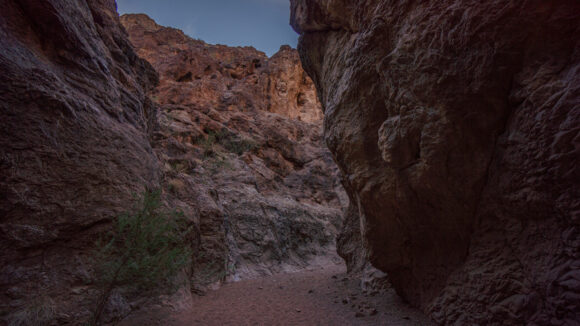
[116,0,298,57]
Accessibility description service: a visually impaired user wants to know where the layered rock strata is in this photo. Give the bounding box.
[291,0,580,324]
[121,14,345,284]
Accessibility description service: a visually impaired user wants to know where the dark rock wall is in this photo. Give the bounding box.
[0,0,160,321]
[291,0,580,324]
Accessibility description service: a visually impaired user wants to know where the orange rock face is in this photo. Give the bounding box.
[121,14,322,123]
[291,0,580,325]
[121,12,345,297]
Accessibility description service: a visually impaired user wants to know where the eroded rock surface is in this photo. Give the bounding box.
[121,14,322,124]
[0,2,344,324]
[121,14,345,282]
[0,0,160,322]
[291,0,580,324]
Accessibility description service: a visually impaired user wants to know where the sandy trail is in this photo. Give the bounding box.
[124,262,433,326]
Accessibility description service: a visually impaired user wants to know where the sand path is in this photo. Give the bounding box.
[133,262,435,326]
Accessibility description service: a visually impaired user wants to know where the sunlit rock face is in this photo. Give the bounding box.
[121,14,322,123]
[0,0,160,322]
[291,0,580,324]
[121,14,346,283]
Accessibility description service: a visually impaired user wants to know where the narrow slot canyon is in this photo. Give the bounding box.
[0,1,578,326]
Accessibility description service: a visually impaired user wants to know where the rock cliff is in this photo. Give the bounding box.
[120,13,345,284]
[1,0,159,323]
[291,0,580,324]
[0,2,344,324]
[121,14,322,123]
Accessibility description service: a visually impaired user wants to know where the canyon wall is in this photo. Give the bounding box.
[0,2,343,324]
[121,14,322,123]
[291,0,580,325]
[121,13,345,285]
[0,0,160,323]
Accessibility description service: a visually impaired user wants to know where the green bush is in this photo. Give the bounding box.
[205,155,234,174]
[196,130,259,157]
[198,131,219,157]
[223,137,258,156]
[91,190,191,325]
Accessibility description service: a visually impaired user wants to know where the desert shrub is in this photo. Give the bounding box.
[91,190,191,325]
[222,137,259,156]
[169,160,192,174]
[195,131,218,157]
[196,130,258,157]
[204,155,234,174]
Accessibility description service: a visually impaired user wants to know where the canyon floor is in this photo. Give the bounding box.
[121,261,434,326]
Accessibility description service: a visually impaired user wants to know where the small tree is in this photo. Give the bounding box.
[91,190,191,325]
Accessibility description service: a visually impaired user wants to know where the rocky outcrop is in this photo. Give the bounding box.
[0,0,159,323]
[121,14,345,282]
[0,2,343,324]
[291,0,580,324]
[121,14,322,123]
